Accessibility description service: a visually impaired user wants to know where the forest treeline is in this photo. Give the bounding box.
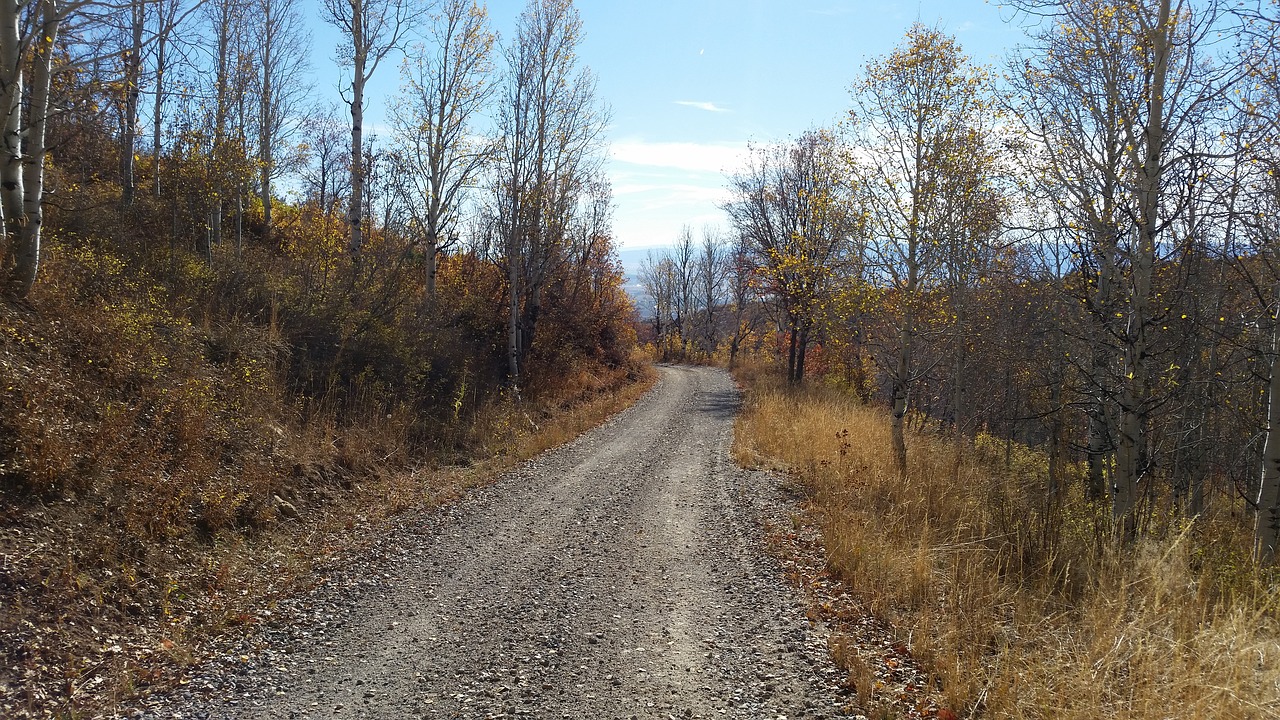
[0,0,637,711]
[639,0,1280,564]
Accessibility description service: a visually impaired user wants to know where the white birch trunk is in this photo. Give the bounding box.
[2,0,58,297]
[21,2,58,275]
[347,5,365,256]
[0,0,25,276]
[1257,284,1280,564]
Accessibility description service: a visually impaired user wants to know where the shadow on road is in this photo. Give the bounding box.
[694,388,741,420]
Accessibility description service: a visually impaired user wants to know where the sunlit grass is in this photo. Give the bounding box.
[733,359,1280,719]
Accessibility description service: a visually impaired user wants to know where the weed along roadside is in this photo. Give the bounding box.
[0,352,655,719]
[731,360,1280,720]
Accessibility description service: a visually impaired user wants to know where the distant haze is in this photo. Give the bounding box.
[616,246,660,317]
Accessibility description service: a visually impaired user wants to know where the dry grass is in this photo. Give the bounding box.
[0,249,654,719]
[0,361,654,718]
[733,361,1280,719]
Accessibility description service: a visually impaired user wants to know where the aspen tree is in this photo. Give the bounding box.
[493,0,606,388]
[149,0,185,198]
[253,0,310,243]
[202,0,247,257]
[1008,0,1239,533]
[0,0,64,297]
[638,250,676,352]
[726,129,860,384]
[321,0,416,256]
[1237,0,1280,562]
[672,225,695,357]
[696,226,730,355]
[845,25,996,477]
[389,0,495,300]
[118,0,144,208]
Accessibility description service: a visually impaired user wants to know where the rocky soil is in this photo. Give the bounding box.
[128,366,856,719]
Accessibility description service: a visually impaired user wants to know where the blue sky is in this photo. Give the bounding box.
[304,0,1024,249]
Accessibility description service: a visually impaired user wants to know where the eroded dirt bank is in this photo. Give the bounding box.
[137,366,850,719]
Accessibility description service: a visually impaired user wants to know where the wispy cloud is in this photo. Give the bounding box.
[610,139,749,175]
[809,4,853,16]
[615,183,730,206]
[674,100,730,113]
[605,139,749,247]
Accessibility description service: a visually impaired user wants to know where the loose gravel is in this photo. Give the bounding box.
[129,366,853,719]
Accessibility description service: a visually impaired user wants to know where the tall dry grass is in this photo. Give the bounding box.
[733,362,1280,719]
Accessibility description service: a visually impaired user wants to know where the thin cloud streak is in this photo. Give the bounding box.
[674,100,731,113]
[610,139,749,175]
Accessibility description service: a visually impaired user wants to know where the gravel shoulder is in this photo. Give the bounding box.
[137,365,851,719]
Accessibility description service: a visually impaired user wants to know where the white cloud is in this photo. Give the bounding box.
[610,139,749,175]
[635,186,729,209]
[613,182,666,196]
[605,139,751,247]
[674,100,730,113]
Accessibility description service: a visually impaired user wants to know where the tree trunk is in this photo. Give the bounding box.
[1113,377,1147,533]
[950,301,968,485]
[210,201,222,253]
[1047,353,1065,502]
[0,0,25,292]
[1257,284,1280,564]
[120,1,144,209]
[1045,353,1066,547]
[235,182,243,258]
[795,323,809,383]
[787,320,799,383]
[348,9,366,256]
[153,6,167,199]
[891,323,911,479]
[3,1,58,297]
[522,283,542,367]
[1113,0,1170,537]
[425,230,437,298]
[507,240,520,385]
[1086,346,1111,501]
[260,51,273,243]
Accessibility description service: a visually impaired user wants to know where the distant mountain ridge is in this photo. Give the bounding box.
[616,246,661,317]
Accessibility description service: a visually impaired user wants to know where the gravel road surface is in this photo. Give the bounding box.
[146,365,850,719]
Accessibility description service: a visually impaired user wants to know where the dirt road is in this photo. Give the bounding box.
[147,366,849,719]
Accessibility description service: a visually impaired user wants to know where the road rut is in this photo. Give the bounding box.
[155,365,849,719]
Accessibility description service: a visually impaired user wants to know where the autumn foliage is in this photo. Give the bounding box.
[0,60,637,717]
[719,7,1280,719]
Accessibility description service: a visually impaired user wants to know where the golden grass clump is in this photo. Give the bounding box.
[733,362,1280,719]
